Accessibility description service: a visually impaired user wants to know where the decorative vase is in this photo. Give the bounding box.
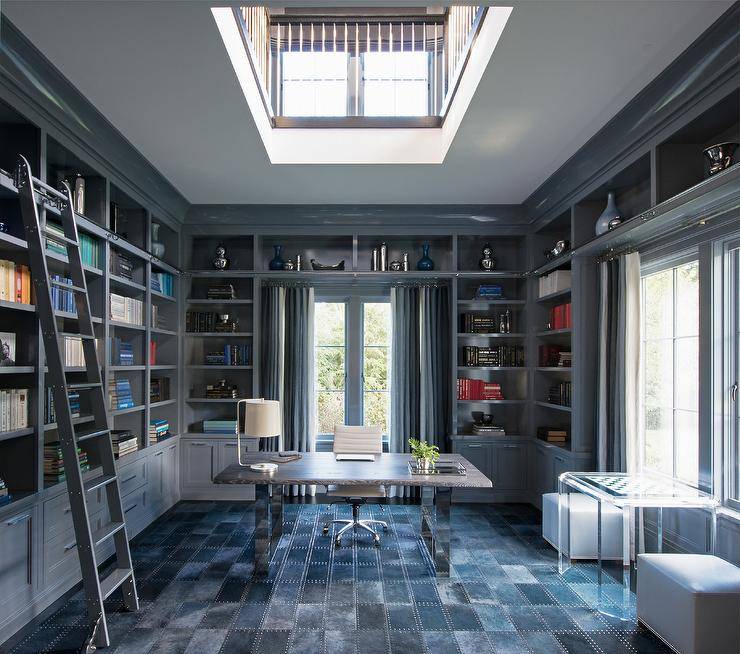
[417,457,434,471]
[417,243,434,271]
[213,245,230,270]
[479,244,496,271]
[151,222,165,258]
[703,142,738,176]
[269,245,285,270]
[595,192,621,236]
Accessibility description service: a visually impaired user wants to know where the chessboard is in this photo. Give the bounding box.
[579,475,672,498]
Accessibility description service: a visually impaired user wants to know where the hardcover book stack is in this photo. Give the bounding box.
[460,313,498,334]
[538,270,571,297]
[1,389,29,431]
[537,426,569,445]
[63,337,85,368]
[111,337,134,366]
[549,302,572,330]
[207,284,236,300]
[539,344,563,367]
[110,293,143,325]
[203,419,236,434]
[457,379,505,401]
[0,476,10,506]
[474,284,504,300]
[205,380,238,399]
[548,381,572,407]
[205,344,251,366]
[186,311,220,333]
[51,275,75,314]
[462,345,524,367]
[45,223,100,269]
[149,340,157,365]
[149,419,170,444]
[151,271,174,296]
[44,443,89,485]
[109,377,135,410]
[111,429,138,459]
[45,388,81,423]
[150,377,170,403]
[0,259,31,305]
[110,249,135,281]
[471,423,506,437]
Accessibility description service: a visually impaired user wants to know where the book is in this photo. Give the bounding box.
[0,332,16,366]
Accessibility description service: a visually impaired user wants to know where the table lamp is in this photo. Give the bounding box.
[236,398,282,472]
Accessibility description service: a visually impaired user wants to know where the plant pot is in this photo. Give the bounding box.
[416,457,434,471]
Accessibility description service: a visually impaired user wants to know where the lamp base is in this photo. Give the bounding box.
[249,463,278,473]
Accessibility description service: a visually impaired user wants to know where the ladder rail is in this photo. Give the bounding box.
[16,156,138,648]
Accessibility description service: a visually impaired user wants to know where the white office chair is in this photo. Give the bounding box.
[323,424,389,546]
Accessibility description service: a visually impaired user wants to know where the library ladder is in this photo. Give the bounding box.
[16,156,138,649]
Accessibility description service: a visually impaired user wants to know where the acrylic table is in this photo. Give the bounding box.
[557,471,719,619]
[214,452,492,577]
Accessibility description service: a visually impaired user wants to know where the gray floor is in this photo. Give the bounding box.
[5,501,670,653]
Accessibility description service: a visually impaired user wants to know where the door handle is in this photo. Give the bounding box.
[121,475,137,484]
[732,382,738,403]
[64,541,77,552]
[154,451,163,457]
[468,444,483,449]
[124,503,138,514]
[191,442,207,446]
[5,513,31,526]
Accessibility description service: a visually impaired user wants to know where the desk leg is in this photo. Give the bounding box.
[255,484,283,574]
[421,486,435,569]
[420,486,451,578]
[557,478,571,575]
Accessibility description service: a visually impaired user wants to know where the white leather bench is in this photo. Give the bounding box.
[637,553,740,654]
[542,491,623,560]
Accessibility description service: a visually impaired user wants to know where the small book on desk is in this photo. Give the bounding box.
[335,453,376,462]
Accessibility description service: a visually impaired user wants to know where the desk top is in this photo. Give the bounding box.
[214,453,492,488]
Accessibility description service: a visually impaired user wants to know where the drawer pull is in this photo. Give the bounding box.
[64,507,72,514]
[154,452,163,457]
[191,442,207,446]
[64,542,77,552]
[121,475,137,484]
[224,443,237,448]
[124,504,138,514]
[468,444,483,449]
[5,513,31,526]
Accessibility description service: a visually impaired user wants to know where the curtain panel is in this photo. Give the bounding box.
[260,285,285,452]
[596,251,641,473]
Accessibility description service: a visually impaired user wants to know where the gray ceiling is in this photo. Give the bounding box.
[2,1,732,205]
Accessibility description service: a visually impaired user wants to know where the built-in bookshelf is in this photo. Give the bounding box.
[0,98,182,506]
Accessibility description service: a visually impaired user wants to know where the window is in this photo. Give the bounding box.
[281,52,348,117]
[362,51,429,117]
[314,296,391,440]
[641,259,699,485]
[728,245,740,508]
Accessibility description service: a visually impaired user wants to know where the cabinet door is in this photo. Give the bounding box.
[552,451,570,490]
[493,444,526,491]
[535,446,550,496]
[457,442,490,478]
[183,440,216,487]
[0,508,36,624]
[149,449,165,507]
[163,443,178,505]
[218,441,240,471]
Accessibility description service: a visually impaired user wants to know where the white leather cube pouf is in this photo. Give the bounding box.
[637,554,740,654]
[542,492,623,560]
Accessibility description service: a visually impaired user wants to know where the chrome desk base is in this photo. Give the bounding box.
[254,484,452,577]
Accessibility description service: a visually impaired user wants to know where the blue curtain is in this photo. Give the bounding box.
[260,285,284,452]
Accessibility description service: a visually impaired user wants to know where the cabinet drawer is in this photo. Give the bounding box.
[0,509,36,623]
[121,487,147,528]
[43,526,83,584]
[117,459,147,497]
[43,489,104,542]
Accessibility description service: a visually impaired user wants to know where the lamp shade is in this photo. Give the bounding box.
[240,399,281,438]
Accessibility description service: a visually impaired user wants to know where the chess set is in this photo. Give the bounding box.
[579,475,673,498]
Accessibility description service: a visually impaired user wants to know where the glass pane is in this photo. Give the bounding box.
[675,261,699,337]
[674,336,699,411]
[364,391,390,434]
[675,409,699,486]
[282,52,348,117]
[317,392,345,434]
[643,270,673,339]
[315,302,345,346]
[644,339,673,409]
[644,407,673,476]
[364,303,391,345]
[363,51,428,117]
[363,347,388,391]
[316,347,345,390]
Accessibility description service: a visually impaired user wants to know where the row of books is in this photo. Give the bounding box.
[151,271,174,296]
[457,379,505,401]
[45,388,81,423]
[149,419,170,444]
[474,284,504,299]
[109,378,135,410]
[207,284,236,299]
[203,419,236,434]
[63,336,85,368]
[0,389,29,432]
[110,293,144,325]
[51,275,76,314]
[111,337,134,366]
[110,249,135,281]
[150,377,170,403]
[186,311,223,333]
[205,344,251,366]
[205,380,238,399]
[471,424,506,436]
[151,304,170,330]
[538,345,572,368]
[0,476,10,506]
[44,443,89,485]
[547,382,572,407]
[537,426,570,444]
[461,345,524,367]
[45,223,100,269]
[0,260,32,305]
[112,429,138,458]
[460,313,506,334]
[549,303,572,330]
[538,270,571,298]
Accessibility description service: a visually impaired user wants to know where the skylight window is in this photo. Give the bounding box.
[362,51,429,117]
[282,51,348,117]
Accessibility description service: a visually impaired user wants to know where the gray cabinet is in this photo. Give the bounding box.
[182,440,216,487]
[451,438,528,502]
[180,437,257,501]
[529,440,593,509]
[493,443,527,491]
[162,442,179,507]
[0,507,36,627]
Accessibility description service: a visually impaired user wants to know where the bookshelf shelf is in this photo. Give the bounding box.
[110,405,145,417]
[535,401,572,412]
[150,399,176,409]
[109,321,146,332]
[536,367,572,373]
[108,365,145,372]
[0,427,34,442]
[150,365,177,371]
[457,332,525,338]
[109,274,146,293]
[457,399,527,405]
[0,299,35,313]
[536,328,572,337]
[457,366,525,371]
[185,332,253,337]
[186,398,240,404]
[151,290,176,302]
[44,415,95,431]
[188,270,255,278]
[0,366,35,374]
[536,288,572,303]
[186,298,253,305]
[187,365,253,370]
[457,299,526,307]
[151,327,177,336]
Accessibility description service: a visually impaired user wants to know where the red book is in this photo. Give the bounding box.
[14,265,22,303]
[149,340,157,365]
[565,302,572,328]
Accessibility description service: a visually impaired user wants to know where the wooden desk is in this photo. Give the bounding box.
[215,453,493,577]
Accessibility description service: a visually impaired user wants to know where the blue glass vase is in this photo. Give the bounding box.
[417,243,434,271]
[269,244,285,270]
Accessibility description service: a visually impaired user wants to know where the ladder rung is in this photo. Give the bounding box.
[76,428,110,443]
[66,382,102,390]
[99,567,133,600]
[58,332,95,340]
[84,474,117,493]
[43,229,79,247]
[49,279,86,294]
[92,521,125,547]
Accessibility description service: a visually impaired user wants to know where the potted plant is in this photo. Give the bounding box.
[408,438,440,471]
